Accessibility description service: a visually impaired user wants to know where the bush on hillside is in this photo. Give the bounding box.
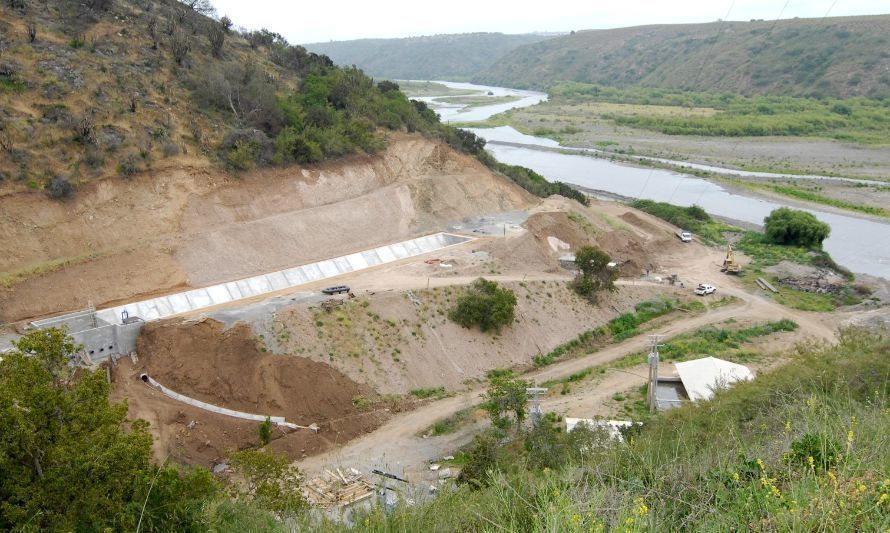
[630,199,712,232]
[570,245,617,303]
[763,207,830,248]
[45,175,73,200]
[449,278,517,333]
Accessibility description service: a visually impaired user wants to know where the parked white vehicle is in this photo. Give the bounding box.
[694,283,716,296]
[676,230,693,242]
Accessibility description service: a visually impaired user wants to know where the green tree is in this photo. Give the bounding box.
[482,375,529,429]
[763,207,831,248]
[259,417,272,445]
[230,448,306,517]
[449,278,517,333]
[0,328,216,530]
[570,245,617,303]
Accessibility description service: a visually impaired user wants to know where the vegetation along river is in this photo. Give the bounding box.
[419,81,890,280]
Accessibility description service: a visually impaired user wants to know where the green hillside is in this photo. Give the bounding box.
[304,33,553,81]
[0,0,489,197]
[475,15,890,98]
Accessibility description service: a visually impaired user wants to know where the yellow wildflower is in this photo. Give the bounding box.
[857,484,867,493]
[625,517,635,525]
[879,493,888,505]
[757,458,765,471]
[807,456,815,470]
[784,420,791,433]
[571,513,581,523]
[733,472,740,482]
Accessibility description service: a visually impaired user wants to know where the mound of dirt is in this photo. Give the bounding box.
[488,211,591,271]
[113,319,388,466]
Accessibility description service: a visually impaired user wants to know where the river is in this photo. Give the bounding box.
[417,81,890,280]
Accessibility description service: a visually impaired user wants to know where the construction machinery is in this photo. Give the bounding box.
[721,244,742,274]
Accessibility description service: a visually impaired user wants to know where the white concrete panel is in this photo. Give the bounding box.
[361,250,382,266]
[344,253,368,270]
[225,282,243,300]
[317,260,339,277]
[302,264,323,281]
[390,243,410,259]
[267,272,290,291]
[206,285,233,305]
[333,257,353,273]
[376,246,396,263]
[167,294,191,314]
[402,240,422,256]
[186,289,212,309]
[283,267,307,285]
[235,280,253,297]
[247,276,271,294]
[137,302,160,321]
[154,298,174,317]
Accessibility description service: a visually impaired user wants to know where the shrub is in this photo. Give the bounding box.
[117,155,140,177]
[449,278,517,333]
[789,432,840,471]
[45,175,73,200]
[220,129,274,170]
[258,417,272,445]
[763,207,831,248]
[571,245,617,303]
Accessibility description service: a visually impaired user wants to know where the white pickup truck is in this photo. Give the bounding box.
[694,284,716,296]
[676,230,693,242]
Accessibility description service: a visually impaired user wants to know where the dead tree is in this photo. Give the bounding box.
[147,15,159,50]
[171,31,191,66]
[207,22,224,58]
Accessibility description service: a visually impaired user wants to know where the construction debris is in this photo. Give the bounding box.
[304,468,375,509]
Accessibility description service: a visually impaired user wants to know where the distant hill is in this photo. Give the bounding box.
[304,33,554,81]
[474,15,890,98]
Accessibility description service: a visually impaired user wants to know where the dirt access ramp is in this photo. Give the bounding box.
[111,319,390,467]
[0,135,535,323]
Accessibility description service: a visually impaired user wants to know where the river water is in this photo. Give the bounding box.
[419,81,890,280]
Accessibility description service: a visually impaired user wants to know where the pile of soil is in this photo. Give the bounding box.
[497,210,654,277]
[112,319,387,467]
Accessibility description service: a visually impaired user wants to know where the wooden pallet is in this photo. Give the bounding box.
[304,468,375,509]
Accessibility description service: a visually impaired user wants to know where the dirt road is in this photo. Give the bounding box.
[294,242,834,481]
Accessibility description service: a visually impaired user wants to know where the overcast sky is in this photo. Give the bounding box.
[209,0,890,44]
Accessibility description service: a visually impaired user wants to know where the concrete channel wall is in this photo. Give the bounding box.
[95,232,471,326]
[30,232,472,361]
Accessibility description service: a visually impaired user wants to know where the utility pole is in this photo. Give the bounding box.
[647,335,665,413]
[526,384,548,425]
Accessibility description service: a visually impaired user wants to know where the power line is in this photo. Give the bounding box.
[823,0,839,18]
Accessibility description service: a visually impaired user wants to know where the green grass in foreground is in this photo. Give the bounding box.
[303,329,890,532]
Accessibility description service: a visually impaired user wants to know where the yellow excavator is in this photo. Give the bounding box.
[722,243,742,274]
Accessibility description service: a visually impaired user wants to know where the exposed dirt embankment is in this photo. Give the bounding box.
[0,135,534,322]
[113,319,389,467]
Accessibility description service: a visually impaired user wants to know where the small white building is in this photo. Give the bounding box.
[673,357,754,402]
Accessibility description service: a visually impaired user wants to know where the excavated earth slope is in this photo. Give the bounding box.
[0,135,533,322]
[113,318,393,467]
